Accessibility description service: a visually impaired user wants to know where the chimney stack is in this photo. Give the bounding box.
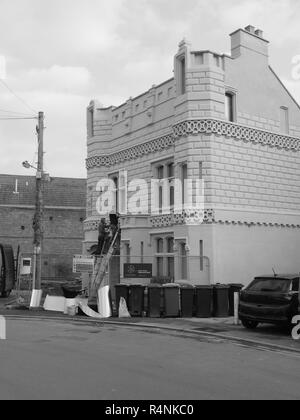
[245,25,255,34]
[230,25,269,60]
[255,29,264,38]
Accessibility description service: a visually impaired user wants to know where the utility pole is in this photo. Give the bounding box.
[32,111,44,297]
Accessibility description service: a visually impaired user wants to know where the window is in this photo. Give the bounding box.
[180,243,187,280]
[157,238,164,254]
[87,108,94,137]
[112,176,119,213]
[167,163,175,209]
[200,240,204,272]
[247,278,291,293]
[225,93,235,122]
[109,170,127,214]
[280,107,289,134]
[167,238,175,280]
[199,162,203,180]
[177,56,186,95]
[181,163,188,207]
[155,237,175,280]
[118,170,127,215]
[157,166,164,214]
[125,243,131,264]
[156,239,164,277]
[140,242,144,264]
[153,160,175,213]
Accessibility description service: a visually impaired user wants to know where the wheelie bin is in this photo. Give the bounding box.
[179,284,195,318]
[195,286,214,318]
[128,285,145,317]
[213,284,230,317]
[147,284,162,318]
[163,284,180,317]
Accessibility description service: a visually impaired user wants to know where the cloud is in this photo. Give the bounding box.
[13,65,92,94]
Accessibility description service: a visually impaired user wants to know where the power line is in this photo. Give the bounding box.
[0,116,37,120]
[0,79,38,115]
[0,108,35,117]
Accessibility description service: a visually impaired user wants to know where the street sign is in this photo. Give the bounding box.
[73,255,95,274]
[124,264,152,279]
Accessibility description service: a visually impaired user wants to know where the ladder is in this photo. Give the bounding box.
[91,227,120,291]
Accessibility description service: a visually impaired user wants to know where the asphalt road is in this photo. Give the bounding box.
[0,318,299,400]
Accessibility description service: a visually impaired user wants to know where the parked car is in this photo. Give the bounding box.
[239,275,299,329]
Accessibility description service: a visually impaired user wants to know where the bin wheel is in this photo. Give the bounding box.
[241,319,259,330]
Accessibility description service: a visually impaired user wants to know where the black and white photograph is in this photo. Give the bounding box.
[0,0,299,403]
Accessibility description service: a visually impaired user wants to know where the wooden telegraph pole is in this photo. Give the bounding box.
[32,111,44,299]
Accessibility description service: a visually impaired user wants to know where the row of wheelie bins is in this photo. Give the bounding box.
[115,283,243,318]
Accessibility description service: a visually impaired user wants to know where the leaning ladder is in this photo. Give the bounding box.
[91,228,120,292]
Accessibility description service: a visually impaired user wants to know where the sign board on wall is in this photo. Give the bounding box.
[20,258,32,276]
[73,255,95,274]
[124,264,152,279]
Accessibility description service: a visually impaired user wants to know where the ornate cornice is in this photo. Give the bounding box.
[86,133,174,169]
[84,212,300,232]
[150,209,215,227]
[86,118,300,169]
[173,119,300,151]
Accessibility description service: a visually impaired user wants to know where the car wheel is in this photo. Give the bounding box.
[1,290,11,298]
[241,319,259,330]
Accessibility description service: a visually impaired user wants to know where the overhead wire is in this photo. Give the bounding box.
[0,78,38,115]
[0,116,37,120]
[0,108,35,117]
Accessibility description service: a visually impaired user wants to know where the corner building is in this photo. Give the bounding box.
[85,26,300,286]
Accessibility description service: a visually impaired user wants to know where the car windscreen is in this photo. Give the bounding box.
[247,278,292,293]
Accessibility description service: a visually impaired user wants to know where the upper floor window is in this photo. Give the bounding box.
[177,56,186,95]
[87,107,94,137]
[280,106,289,135]
[152,160,175,214]
[109,170,127,214]
[225,92,236,122]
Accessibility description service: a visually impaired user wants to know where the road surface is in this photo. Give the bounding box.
[0,317,299,400]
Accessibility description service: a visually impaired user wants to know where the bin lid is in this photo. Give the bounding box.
[115,284,130,288]
[213,284,230,289]
[163,283,180,288]
[129,284,145,288]
[148,284,162,288]
[195,285,214,289]
[175,282,194,288]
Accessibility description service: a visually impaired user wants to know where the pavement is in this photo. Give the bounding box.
[1,294,299,354]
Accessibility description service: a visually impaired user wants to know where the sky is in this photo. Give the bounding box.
[0,0,299,179]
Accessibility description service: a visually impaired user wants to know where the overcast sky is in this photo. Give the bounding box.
[0,0,299,179]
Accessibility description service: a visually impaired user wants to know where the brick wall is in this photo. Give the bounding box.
[0,206,85,281]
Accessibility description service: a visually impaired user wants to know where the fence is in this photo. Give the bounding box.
[93,254,210,293]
